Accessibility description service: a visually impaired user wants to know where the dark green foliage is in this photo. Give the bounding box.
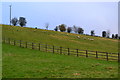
[59,24,66,32]
[102,31,107,37]
[19,17,27,27]
[112,34,115,39]
[54,26,58,31]
[11,17,18,26]
[78,27,84,34]
[115,34,118,39]
[91,30,95,36]
[67,27,72,33]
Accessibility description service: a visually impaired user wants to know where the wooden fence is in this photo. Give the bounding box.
[2,37,119,62]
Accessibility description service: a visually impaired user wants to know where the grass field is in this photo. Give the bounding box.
[2,24,118,53]
[2,43,118,78]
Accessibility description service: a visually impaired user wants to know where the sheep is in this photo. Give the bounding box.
[89,38,94,41]
[77,36,80,39]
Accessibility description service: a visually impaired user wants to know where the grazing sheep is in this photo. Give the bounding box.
[77,36,80,39]
[89,38,94,41]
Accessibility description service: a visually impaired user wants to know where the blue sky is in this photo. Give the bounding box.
[2,2,118,36]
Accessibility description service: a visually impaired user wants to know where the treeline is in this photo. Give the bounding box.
[54,24,120,39]
[10,17,119,39]
[11,17,27,27]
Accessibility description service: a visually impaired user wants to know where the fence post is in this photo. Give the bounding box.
[20,40,21,47]
[26,42,27,48]
[60,47,62,54]
[32,43,34,49]
[14,40,16,46]
[3,37,5,43]
[76,49,79,57]
[118,53,120,62]
[68,48,70,55]
[106,52,108,61]
[86,50,88,57]
[39,43,41,51]
[53,45,54,53]
[46,44,47,52]
[96,51,98,58]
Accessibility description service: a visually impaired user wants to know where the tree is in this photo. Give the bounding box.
[102,31,106,37]
[106,30,110,38]
[119,36,120,39]
[59,24,66,32]
[11,17,18,26]
[78,27,84,34]
[73,25,78,33]
[115,34,118,39]
[67,27,72,33]
[91,30,95,36]
[19,17,27,27]
[112,34,115,39]
[45,23,49,30]
[54,26,58,31]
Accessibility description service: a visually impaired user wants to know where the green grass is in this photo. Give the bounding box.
[2,43,118,78]
[2,24,118,53]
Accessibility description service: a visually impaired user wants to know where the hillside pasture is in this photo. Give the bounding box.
[2,24,118,53]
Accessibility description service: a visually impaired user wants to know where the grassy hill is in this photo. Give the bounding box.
[2,43,118,78]
[2,24,118,53]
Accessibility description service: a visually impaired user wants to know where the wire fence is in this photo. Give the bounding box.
[2,37,119,62]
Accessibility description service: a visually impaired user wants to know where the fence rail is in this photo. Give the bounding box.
[2,37,119,62]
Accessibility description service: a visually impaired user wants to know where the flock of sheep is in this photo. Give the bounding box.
[33,29,95,41]
[78,36,94,41]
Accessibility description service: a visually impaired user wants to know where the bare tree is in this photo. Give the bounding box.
[45,23,49,30]
[73,25,78,33]
[106,30,110,38]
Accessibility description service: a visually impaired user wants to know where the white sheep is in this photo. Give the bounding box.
[89,38,94,41]
[77,36,80,39]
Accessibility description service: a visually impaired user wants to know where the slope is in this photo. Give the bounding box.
[2,24,118,53]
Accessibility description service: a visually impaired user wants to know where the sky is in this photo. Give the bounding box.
[1,2,118,36]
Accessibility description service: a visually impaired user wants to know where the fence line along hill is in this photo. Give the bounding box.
[2,24,119,62]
